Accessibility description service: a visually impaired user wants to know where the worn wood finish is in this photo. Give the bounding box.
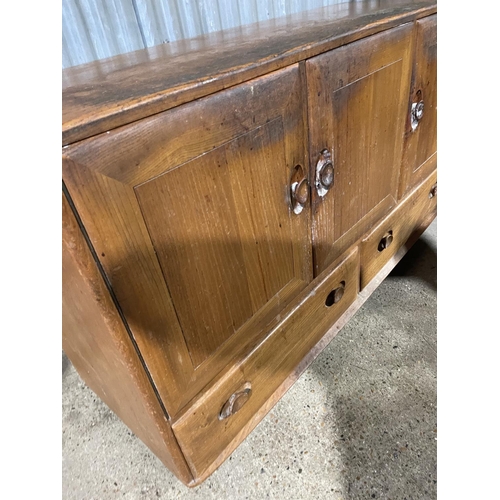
[188,210,435,487]
[62,192,193,485]
[307,23,414,276]
[62,0,436,146]
[360,169,437,289]
[135,123,302,367]
[172,247,359,478]
[63,64,311,416]
[62,4,438,487]
[399,14,437,197]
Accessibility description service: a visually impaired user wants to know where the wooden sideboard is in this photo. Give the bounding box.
[62,0,437,487]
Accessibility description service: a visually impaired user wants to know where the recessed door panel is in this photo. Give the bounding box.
[307,24,413,275]
[400,14,437,196]
[62,64,311,415]
[136,121,297,367]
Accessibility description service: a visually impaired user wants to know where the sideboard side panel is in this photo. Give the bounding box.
[62,191,193,485]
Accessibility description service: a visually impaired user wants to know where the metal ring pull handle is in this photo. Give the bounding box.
[315,149,334,197]
[290,178,309,214]
[290,165,309,215]
[411,96,424,131]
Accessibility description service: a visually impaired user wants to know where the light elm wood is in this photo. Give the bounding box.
[62,192,193,485]
[63,64,312,416]
[173,169,437,481]
[187,209,435,487]
[135,123,301,367]
[172,248,360,478]
[360,169,437,289]
[62,0,436,146]
[399,14,437,197]
[62,3,438,487]
[306,24,414,276]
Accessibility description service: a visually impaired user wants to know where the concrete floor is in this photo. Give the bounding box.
[62,220,437,500]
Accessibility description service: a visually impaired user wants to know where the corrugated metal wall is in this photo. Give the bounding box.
[62,0,362,68]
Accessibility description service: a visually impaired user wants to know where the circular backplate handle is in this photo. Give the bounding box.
[290,165,309,215]
[411,99,425,131]
[316,149,334,197]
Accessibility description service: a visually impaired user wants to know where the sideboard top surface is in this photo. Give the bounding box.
[62,0,436,146]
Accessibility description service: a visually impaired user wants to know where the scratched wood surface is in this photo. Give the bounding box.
[399,14,437,197]
[62,192,193,485]
[62,0,436,145]
[183,209,436,487]
[63,64,311,417]
[172,248,359,478]
[360,169,437,289]
[136,123,303,368]
[62,4,438,487]
[307,23,414,276]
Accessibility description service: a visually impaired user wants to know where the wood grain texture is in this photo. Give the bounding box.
[399,14,437,197]
[136,144,255,368]
[172,248,359,478]
[135,122,300,367]
[307,23,414,275]
[187,211,435,486]
[360,169,437,289]
[62,0,436,145]
[61,6,438,487]
[62,192,193,486]
[63,64,311,416]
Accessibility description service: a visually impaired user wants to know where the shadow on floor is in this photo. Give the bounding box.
[389,235,437,291]
[62,351,71,378]
[307,230,437,498]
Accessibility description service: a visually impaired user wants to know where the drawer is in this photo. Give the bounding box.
[171,247,360,478]
[360,170,437,290]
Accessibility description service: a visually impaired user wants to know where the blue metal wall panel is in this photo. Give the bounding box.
[62,0,358,68]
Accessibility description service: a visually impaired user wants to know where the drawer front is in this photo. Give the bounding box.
[360,170,437,290]
[172,247,359,477]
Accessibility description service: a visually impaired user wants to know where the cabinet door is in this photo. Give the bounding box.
[307,24,413,275]
[399,15,437,197]
[62,65,312,416]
